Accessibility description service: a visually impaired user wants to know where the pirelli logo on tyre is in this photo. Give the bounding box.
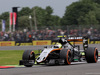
[33,40,51,45]
[0,41,15,46]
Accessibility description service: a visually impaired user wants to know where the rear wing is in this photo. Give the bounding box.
[67,37,88,50]
[54,36,88,50]
[67,37,83,42]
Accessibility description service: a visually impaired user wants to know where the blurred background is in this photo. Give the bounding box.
[0,0,100,42]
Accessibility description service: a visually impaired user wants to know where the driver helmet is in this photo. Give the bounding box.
[54,43,62,48]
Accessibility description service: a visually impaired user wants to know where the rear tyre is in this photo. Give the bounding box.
[22,50,35,67]
[85,47,98,63]
[60,49,72,65]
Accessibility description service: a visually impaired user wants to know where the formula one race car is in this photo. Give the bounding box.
[19,36,98,67]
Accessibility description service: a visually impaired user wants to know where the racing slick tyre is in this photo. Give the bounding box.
[85,47,98,63]
[22,50,35,67]
[60,49,72,65]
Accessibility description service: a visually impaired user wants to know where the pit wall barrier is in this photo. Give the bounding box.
[0,39,100,46]
[0,40,51,46]
[0,41,15,46]
[33,40,51,45]
[15,43,33,46]
[89,40,100,44]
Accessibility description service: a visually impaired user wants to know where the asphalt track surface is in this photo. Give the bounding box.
[0,61,100,75]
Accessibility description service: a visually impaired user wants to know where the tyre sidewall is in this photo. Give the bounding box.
[60,49,71,65]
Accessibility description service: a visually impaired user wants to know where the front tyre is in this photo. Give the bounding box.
[22,50,35,67]
[85,47,98,63]
[60,49,72,65]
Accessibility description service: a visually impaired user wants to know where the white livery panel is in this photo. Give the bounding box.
[36,48,54,63]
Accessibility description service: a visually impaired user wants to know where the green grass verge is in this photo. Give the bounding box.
[0,50,24,66]
[99,53,100,55]
[0,50,40,66]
